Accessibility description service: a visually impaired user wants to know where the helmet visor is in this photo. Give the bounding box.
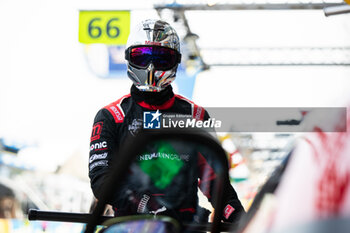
[126,45,181,70]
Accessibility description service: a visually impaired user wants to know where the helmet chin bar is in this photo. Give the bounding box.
[135,63,167,92]
[137,63,162,92]
[127,62,177,92]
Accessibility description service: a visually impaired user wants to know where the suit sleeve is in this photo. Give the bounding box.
[89,108,141,214]
[89,108,118,202]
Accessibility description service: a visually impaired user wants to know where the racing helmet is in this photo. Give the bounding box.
[125,19,181,92]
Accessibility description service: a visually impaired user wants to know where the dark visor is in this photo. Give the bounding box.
[125,45,181,70]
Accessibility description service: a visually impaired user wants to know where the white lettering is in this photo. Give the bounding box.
[90,141,108,151]
[203,120,210,127]
[89,152,108,163]
[138,153,189,161]
[89,160,108,171]
[171,119,178,127]
[110,106,123,121]
[180,154,190,161]
[151,153,157,159]
[163,118,170,128]
[186,119,196,127]
[195,120,203,127]
[178,120,184,127]
[215,120,222,128]
[162,118,222,129]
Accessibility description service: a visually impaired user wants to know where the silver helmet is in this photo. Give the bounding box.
[125,19,181,92]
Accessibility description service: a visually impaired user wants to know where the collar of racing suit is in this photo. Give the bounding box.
[131,85,175,110]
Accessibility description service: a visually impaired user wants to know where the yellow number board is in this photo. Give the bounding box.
[79,11,130,45]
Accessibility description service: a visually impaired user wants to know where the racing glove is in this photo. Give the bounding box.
[222,203,246,223]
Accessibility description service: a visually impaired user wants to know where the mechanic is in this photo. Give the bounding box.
[88,19,245,223]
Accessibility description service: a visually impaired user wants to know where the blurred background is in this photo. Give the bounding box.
[0,0,349,232]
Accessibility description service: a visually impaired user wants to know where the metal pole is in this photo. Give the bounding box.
[324,4,350,16]
[28,209,111,225]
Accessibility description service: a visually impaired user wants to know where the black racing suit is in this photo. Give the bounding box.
[89,85,245,223]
